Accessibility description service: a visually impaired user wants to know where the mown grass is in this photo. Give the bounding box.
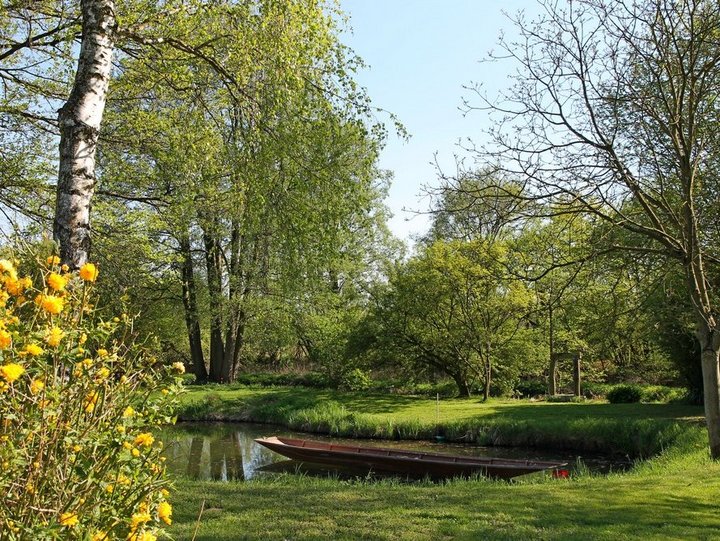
[168,427,720,540]
[169,386,717,540]
[176,385,704,457]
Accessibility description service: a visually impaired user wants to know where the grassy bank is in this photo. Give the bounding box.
[169,386,717,540]
[176,385,704,457]
[168,428,719,540]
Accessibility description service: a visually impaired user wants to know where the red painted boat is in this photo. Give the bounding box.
[255,436,568,479]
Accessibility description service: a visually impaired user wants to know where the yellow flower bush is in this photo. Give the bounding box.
[0,254,182,539]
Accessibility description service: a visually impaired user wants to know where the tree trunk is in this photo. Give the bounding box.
[697,322,720,459]
[179,235,207,383]
[548,303,557,395]
[573,352,582,397]
[483,343,491,401]
[204,230,227,382]
[54,0,115,268]
[452,373,471,398]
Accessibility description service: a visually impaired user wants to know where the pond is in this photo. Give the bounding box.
[160,423,633,482]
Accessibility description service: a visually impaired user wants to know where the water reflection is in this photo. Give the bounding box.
[162,424,278,481]
[160,423,632,482]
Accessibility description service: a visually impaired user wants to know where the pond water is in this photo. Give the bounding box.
[160,423,633,482]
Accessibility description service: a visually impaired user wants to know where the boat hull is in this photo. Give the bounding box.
[255,436,567,479]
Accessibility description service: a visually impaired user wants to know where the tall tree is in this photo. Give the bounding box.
[95,0,392,382]
[469,0,720,456]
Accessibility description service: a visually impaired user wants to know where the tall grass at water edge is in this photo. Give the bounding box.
[177,387,701,458]
[284,401,688,457]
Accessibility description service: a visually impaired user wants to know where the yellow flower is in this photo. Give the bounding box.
[96,367,110,380]
[0,259,17,280]
[45,326,65,347]
[59,512,79,527]
[0,363,24,383]
[84,391,100,412]
[47,272,68,292]
[40,295,65,315]
[123,406,135,418]
[5,278,23,296]
[171,361,185,374]
[79,263,98,282]
[134,432,155,447]
[160,488,170,498]
[24,343,44,356]
[131,448,141,458]
[157,501,172,525]
[0,330,11,349]
[116,425,126,434]
[79,333,87,345]
[97,348,109,357]
[92,531,108,541]
[128,531,157,541]
[30,379,44,395]
[129,512,151,530]
[46,256,61,266]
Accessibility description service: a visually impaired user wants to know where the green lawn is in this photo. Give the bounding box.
[177,385,704,425]
[169,386,718,540]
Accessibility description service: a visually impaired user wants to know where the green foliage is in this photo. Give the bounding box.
[364,239,534,397]
[340,368,372,391]
[93,0,398,383]
[607,385,643,404]
[233,371,329,389]
[514,379,547,398]
[0,255,183,539]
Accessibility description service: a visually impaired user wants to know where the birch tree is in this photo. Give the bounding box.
[54,0,116,268]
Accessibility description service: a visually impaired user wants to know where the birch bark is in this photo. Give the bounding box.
[54,0,115,268]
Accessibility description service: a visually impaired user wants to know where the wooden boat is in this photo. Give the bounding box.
[255,436,568,479]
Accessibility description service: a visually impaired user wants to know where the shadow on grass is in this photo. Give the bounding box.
[170,466,720,541]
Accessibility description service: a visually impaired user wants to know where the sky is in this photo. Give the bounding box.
[338,0,540,243]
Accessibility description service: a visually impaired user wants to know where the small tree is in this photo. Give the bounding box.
[373,240,532,398]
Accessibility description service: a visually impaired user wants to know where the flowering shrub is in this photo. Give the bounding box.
[0,256,184,539]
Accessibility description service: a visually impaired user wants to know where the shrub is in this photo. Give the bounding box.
[340,368,372,391]
[607,384,643,403]
[640,385,686,403]
[582,382,613,399]
[0,255,184,539]
[514,379,547,398]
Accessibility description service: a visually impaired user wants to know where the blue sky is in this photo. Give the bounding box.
[338,0,539,243]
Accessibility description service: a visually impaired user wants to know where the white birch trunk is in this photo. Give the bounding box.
[54,0,115,268]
